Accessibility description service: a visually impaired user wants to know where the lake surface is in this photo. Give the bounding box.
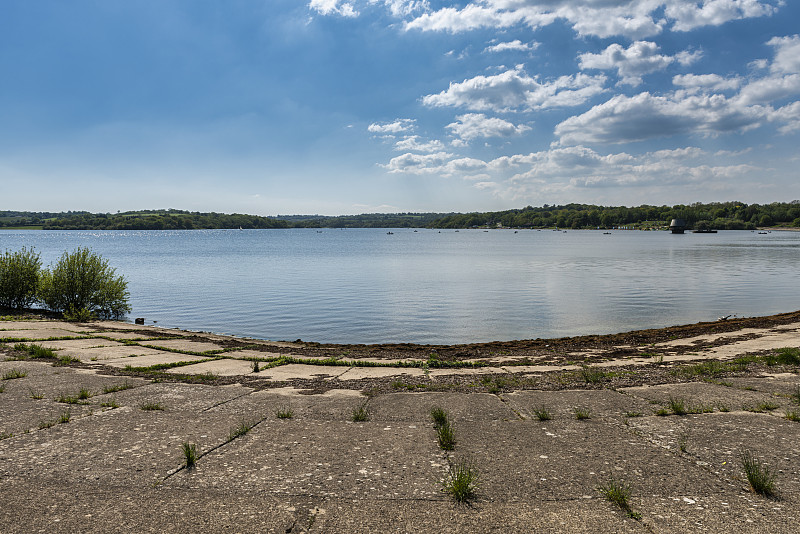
[1,228,798,345]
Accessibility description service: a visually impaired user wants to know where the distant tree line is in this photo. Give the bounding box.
[2,202,800,230]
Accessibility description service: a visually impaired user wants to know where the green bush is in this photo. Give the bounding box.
[0,247,41,309]
[39,247,131,319]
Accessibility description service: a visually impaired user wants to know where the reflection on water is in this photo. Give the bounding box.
[1,228,798,344]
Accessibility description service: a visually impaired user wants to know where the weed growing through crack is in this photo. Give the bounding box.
[139,402,164,411]
[28,388,44,400]
[38,419,56,429]
[275,405,294,419]
[182,442,198,469]
[573,407,592,420]
[581,366,607,384]
[597,476,641,520]
[441,458,479,503]
[677,432,689,453]
[784,410,800,422]
[252,360,260,373]
[102,381,133,394]
[54,355,80,366]
[741,449,777,498]
[77,388,92,400]
[0,431,12,440]
[533,406,551,421]
[352,402,370,422]
[0,384,4,393]
[624,411,642,418]
[229,419,255,440]
[58,410,71,424]
[2,369,27,380]
[430,406,449,428]
[666,396,688,416]
[100,398,120,409]
[436,420,456,451]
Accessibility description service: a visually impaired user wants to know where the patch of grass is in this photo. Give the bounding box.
[624,411,642,418]
[764,347,800,366]
[430,406,449,428]
[58,410,71,424]
[102,381,134,394]
[790,386,800,405]
[436,420,456,451]
[55,393,87,404]
[441,458,479,503]
[745,401,780,413]
[717,403,730,413]
[77,388,92,400]
[666,396,688,416]
[2,369,27,380]
[351,402,370,422]
[139,401,164,411]
[13,343,58,359]
[784,410,800,422]
[275,405,294,419]
[100,398,120,409]
[654,407,671,416]
[741,449,777,498]
[182,442,198,469]
[229,419,255,440]
[251,360,260,373]
[677,432,689,453]
[533,406,551,421]
[580,365,607,384]
[597,476,640,520]
[0,384,4,393]
[573,407,592,420]
[53,355,80,366]
[0,431,12,440]
[38,419,56,430]
[29,388,44,400]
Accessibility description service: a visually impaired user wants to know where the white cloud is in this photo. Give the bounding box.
[579,41,699,86]
[446,113,531,142]
[737,74,800,106]
[403,0,779,39]
[309,0,358,17]
[673,73,741,92]
[382,151,453,173]
[394,135,445,152]
[767,34,800,74]
[484,40,539,53]
[373,0,430,17]
[367,119,416,134]
[554,92,769,145]
[422,68,606,112]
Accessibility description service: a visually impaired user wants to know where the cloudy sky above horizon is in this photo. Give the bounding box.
[2,1,799,215]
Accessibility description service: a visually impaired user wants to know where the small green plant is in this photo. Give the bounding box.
[533,406,551,421]
[764,347,800,366]
[0,384,5,393]
[275,405,294,419]
[0,431,13,440]
[784,410,800,422]
[38,419,56,430]
[54,355,80,366]
[573,407,591,420]
[677,432,689,453]
[29,388,44,400]
[139,401,164,411]
[102,381,133,394]
[436,421,456,451]
[624,411,642,418]
[597,476,640,519]
[77,388,92,400]
[100,399,120,409]
[55,393,85,404]
[581,365,607,384]
[229,419,255,441]
[352,402,370,422]
[182,442,198,469]
[666,396,688,416]
[430,406,449,428]
[58,410,71,424]
[741,449,777,498]
[252,360,260,373]
[2,369,27,380]
[441,458,479,503]
[717,403,730,413]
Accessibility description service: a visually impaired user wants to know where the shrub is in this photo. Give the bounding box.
[38,247,131,319]
[0,247,41,310]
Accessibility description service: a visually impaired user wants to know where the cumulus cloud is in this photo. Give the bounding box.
[394,135,445,152]
[446,113,531,142]
[422,68,606,112]
[484,40,539,53]
[309,0,358,17]
[402,0,779,39]
[673,73,741,92]
[376,0,430,17]
[768,35,800,74]
[367,119,416,134]
[554,92,769,145]
[382,151,454,173]
[579,41,699,86]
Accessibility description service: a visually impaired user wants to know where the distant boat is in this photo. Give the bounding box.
[386,231,393,235]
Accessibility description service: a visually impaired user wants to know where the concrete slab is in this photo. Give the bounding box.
[102,352,209,368]
[34,338,124,350]
[0,328,93,340]
[337,366,425,380]
[165,358,254,376]
[255,363,350,381]
[141,339,227,353]
[620,382,785,414]
[505,389,655,420]
[368,392,520,423]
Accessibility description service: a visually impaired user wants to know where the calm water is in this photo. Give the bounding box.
[1,228,798,344]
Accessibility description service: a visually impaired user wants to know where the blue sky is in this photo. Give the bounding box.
[2,1,799,215]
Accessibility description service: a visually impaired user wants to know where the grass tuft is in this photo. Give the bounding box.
[741,449,777,498]
[784,410,800,422]
[229,419,255,440]
[573,407,592,420]
[533,406,551,421]
[351,402,370,422]
[580,365,607,384]
[436,421,456,451]
[102,381,134,394]
[2,369,27,380]
[597,476,641,519]
[29,388,44,400]
[275,405,294,419]
[58,410,71,424]
[666,396,688,416]
[430,406,449,428]
[441,458,479,503]
[182,442,198,469]
[100,398,120,409]
[139,401,164,411]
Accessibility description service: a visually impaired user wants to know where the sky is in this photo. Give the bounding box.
[1,0,799,216]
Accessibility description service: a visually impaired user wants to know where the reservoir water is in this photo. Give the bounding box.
[1,228,798,345]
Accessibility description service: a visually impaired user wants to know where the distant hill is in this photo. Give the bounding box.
[2,202,799,230]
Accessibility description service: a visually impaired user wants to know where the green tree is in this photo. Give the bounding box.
[0,247,41,309]
[39,248,131,319]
